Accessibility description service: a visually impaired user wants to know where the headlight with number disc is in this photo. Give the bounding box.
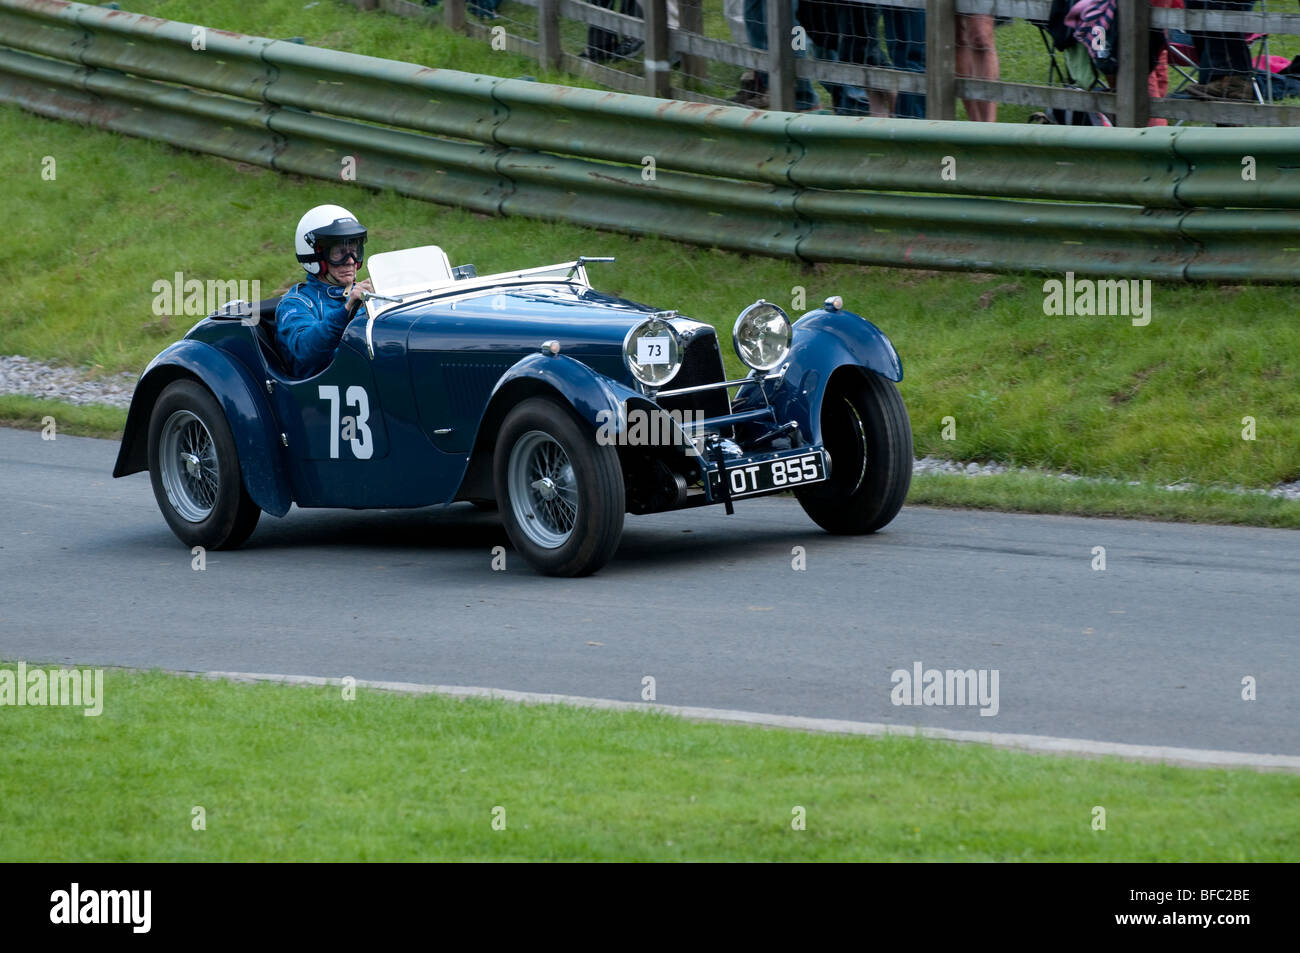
[733,300,791,372]
[623,316,683,387]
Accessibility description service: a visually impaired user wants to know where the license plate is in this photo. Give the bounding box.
[714,451,828,498]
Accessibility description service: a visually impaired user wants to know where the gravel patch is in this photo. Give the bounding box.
[3,354,1297,502]
[1,355,137,409]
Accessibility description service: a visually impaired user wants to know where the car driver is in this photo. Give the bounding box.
[275,204,375,378]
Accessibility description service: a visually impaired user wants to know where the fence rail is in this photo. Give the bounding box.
[404,0,1300,126]
[2,0,1298,280]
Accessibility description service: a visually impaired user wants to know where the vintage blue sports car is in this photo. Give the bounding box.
[114,246,912,575]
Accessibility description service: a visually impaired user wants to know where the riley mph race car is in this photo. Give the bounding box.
[114,245,913,576]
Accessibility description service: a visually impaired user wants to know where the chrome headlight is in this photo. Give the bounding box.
[623,315,683,387]
[733,300,791,372]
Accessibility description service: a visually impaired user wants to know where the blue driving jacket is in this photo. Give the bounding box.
[274,273,353,378]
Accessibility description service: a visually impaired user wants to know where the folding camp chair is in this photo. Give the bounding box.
[1164,2,1275,105]
[1028,12,1115,126]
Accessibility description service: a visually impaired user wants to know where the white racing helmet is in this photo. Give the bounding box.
[295,204,367,276]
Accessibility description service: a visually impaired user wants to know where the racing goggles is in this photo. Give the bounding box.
[322,238,365,266]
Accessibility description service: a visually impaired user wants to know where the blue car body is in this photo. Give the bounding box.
[114,253,904,559]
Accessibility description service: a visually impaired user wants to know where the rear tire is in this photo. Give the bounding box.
[796,370,912,534]
[494,396,624,576]
[147,379,261,549]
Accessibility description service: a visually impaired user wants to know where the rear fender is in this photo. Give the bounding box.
[112,340,294,517]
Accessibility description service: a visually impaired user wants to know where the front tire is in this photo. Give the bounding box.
[796,370,912,534]
[147,379,261,549]
[494,396,625,576]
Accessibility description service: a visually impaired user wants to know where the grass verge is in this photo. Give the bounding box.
[908,472,1300,529]
[0,395,126,440]
[1,667,1296,861]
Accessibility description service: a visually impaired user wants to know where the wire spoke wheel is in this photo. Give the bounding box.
[147,380,261,549]
[509,430,579,549]
[494,397,625,576]
[159,410,220,522]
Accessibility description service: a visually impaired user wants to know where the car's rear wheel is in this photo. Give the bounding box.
[796,369,912,534]
[494,396,624,576]
[148,379,261,549]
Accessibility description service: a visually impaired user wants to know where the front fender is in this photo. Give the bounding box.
[736,308,903,446]
[483,352,644,434]
[112,340,294,518]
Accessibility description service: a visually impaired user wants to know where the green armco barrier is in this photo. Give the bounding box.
[490,79,800,185]
[1170,128,1300,209]
[269,109,512,215]
[785,114,1188,208]
[2,0,1298,280]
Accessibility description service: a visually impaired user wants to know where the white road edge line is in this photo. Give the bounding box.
[197,669,1300,774]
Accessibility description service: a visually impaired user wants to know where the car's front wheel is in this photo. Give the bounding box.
[147,379,261,549]
[796,369,912,534]
[494,396,625,576]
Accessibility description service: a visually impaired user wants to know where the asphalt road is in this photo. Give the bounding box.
[1,426,1296,756]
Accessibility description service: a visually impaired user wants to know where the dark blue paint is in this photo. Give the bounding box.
[115,283,905,517]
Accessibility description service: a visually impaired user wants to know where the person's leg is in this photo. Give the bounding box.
[857,5,896,117]
[886,7,925,118]
[585,0,620,60]
[615,0,646,58]
[800,0,844,110]
[724,0,749,43]
[954,14,997,121]
[792,0,821,109]
[834,1,875,115]
[734,0,770,101]
[1147,47,1169,125]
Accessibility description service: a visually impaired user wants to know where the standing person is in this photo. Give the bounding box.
[1147,0,1181,125]
[799,0,873,114]
[732,0,822,110]
[881,2,925,117]
[955,12,999,120]
[838,1,896,117]
[583,0,645,63]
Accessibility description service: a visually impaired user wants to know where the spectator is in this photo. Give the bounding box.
[1147,0,1181,125]
[839,2,897,117]
[955,12,999,120]
[584,0,645,63]
[881,3,925,117]
[799,0,874,114]
[583,0,680,63]
[732,0,822,110]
